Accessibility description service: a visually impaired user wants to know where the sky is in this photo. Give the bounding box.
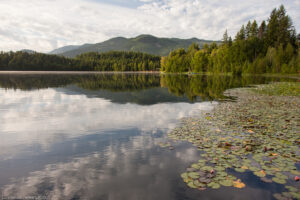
[0,0,299,52]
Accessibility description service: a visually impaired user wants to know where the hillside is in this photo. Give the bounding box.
[50,35,219,58]
[49,45,81,54]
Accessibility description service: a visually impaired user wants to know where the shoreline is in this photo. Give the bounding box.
[0,71,298,80]
[0,71,161,75]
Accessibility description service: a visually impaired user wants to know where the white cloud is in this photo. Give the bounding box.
[0,0,299,52]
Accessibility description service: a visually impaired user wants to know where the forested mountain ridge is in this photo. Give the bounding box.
[161,5,300,74]
[50,35,220,58]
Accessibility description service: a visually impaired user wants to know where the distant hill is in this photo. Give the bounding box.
[19,49,36,54]
[50,35,220,58]
[49,45,81,54]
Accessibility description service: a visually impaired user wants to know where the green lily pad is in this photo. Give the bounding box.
[181,172,188,179]
[285,186,298,192]
[187,181,197,188]
[219,179,233,187]
[290,170,300,175]
[275,173,288,180]
[207,182,220,189]
[188,172,200,179]
[193,180,206,188]
[272,177,286,184]
[290,192,300,199]
[254,170,266,177]
[201,166,214,171]
[191,163,201,169]
[235,168,245,173]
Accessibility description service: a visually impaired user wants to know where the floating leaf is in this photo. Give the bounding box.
[207,182,220,189]
[233,179,246,188]
[275,172,288,180]
[219,179,233,187]
[241,166,248,170]
[272,177,286,184]
[193,180,206,188]
[188,172,200,179]
[235,168,245,173]
[254,170,266,177]
[191,163,200,169]
[290,192,300,199]
[285,186,298,192]
[187,181,197,188]
[290,170,300,175]
[181,172,188,179]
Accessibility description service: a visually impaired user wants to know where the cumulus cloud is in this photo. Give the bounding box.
[0,0,299,52]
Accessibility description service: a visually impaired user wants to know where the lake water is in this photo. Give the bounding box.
[0,73,295,200]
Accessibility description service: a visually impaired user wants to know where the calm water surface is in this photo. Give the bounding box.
[0,73,295,200]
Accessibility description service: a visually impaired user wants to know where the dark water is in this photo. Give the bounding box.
[0,73,295,200]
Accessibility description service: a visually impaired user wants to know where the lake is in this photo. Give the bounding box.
[0,72,296,200]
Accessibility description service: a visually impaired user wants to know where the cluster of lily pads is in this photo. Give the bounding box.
[166,84,300,199]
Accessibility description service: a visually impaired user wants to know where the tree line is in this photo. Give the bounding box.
[161,5,300,74]
[0,51,161,71]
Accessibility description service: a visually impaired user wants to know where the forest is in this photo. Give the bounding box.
[161,5,300,74]
[0,51,160,71]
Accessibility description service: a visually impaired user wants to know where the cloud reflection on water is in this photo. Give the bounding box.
[0,87,215,160]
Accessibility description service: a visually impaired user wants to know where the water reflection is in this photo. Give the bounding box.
[1,131,273,200]
[1,131,202,200]
[0,73,294,200]
[0,88,214,160]
[0,73,295,103]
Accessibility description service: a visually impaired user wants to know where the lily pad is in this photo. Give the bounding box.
[188,172,200,179]
[207,182,220,189]
[219,179,233,187]
[272,177,287,184]
[254,170,266,177]
[187,181,197,189]
[235,168,245,173]
[233,179,246,188]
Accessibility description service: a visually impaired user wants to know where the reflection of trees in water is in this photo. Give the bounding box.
[160,74,294,101]
[0,73,294,100]
[0,74,161,91]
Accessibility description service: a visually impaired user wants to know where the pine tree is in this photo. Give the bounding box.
[245,21,252,39]
[250,20,258,38]
[223,30,229,44]
[258,21,266,40]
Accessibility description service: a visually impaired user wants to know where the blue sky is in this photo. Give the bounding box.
[0,0,299,52]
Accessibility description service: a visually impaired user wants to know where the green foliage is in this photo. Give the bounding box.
[0,51,161,71]
[162,48,190,72]
[161,5,300,74]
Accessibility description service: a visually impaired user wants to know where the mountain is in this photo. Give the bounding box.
[50,35,220,58]
[19,49,36,54]
[49,45,81,54]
